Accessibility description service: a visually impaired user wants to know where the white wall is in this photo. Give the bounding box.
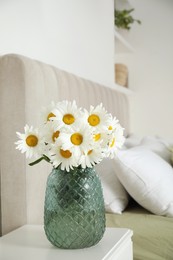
[0,0,115,86]
[115,0,173,139]
[2,0,172,138]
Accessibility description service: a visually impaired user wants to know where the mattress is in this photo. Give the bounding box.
[106,202,173,260]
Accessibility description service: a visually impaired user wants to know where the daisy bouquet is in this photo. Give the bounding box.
[15,100,125,171]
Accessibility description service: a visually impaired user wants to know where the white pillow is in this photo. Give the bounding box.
[124,133,142,148]
[113,146,173,217]
[140,135,171,163]
[95,158,129,214]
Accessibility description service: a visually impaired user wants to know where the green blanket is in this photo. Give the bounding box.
[106,206,173,260]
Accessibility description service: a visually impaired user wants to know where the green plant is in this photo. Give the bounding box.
[114,8,141,30]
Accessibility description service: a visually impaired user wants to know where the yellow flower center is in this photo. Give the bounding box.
[88,114,100,126]
[110,138,116,148]
[26,135,38,147]
[87,150,93,155]
[52,131,60,142]
[71,133,83,145]
[94,133,101,142]
[63,114,75,125]
[108,126,113,130]
[60,149,72,159]
[47,112,56,121]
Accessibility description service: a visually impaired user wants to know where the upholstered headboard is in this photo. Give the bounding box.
[0,54,130,235]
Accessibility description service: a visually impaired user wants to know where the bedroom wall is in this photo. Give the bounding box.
[1,0,172,138]
[0,0,114,87]
[116,0,173,139]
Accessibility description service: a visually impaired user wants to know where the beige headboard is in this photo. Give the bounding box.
[0,54,130,235]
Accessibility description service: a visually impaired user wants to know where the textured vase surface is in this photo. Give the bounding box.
[44,166,105,249]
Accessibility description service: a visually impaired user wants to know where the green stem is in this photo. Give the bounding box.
[42,154,51,163]
[29,154,51,166]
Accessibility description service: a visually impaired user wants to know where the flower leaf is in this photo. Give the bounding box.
[29,157,45,166]
[43,154,51,163]
[29,154,51,166]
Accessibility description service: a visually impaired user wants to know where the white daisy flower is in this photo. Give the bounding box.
[87,103,110,131]
[49,144,78,172]
[43,122,61,145]
[59,122,93,154]
[51,100,83,130]
[78,146,103,168]
[15,101,125,169]
[15,125,45,158]
[106,124,125,158]
[40,101,57,124]
[107,115,119,132]
[113,123,125,149]
[93,131,110,149]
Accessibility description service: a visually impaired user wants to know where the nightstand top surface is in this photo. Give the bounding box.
[0,225,133,260]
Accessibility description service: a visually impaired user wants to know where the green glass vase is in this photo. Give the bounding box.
[44,166,105,249]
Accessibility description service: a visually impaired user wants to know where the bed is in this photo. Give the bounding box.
[107,202,173,260]
[0,53,173,260]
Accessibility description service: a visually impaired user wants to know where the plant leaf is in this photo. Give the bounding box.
[29,157,45,166]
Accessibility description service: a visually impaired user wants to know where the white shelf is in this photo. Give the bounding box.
[114,29,135,53]
[110,82,134,95]
[115,84,133,95]
[114,28,134,95]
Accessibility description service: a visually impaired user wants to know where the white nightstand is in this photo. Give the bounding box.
[0,225,133,260]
